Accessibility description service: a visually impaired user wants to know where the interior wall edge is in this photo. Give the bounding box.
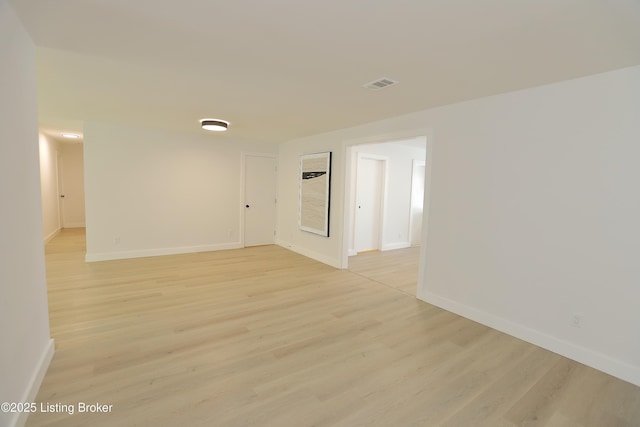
[275,239,342,269]
[12,339,55,427]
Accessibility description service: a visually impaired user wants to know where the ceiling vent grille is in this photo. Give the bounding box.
[363,77,399,90]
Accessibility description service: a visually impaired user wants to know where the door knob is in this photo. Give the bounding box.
[246,204,250,208]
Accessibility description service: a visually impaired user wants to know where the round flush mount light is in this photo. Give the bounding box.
[200,118,229,132]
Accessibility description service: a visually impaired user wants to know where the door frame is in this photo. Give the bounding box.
[56,149,64,230]
[240,152,278,247]
[408,159,426,247]
[353,152,388,254]
[341,132,432,278]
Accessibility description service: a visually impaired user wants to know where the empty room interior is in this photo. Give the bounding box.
[2,1,640,426]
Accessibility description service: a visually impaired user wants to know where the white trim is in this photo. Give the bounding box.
[56,149,63,231]
[276,239,341,269]
[381,241,411,251]
[343,128,433,148]
[418,290,640,387]
[416,134,434,299]
[62,222,85,229]
[408,159,426,247]
[13,339,55,427]
[341,129,433,271]
[85,242,242,262]
[343,145,357,265]
[240,153,247,247]
[43,228,61,244]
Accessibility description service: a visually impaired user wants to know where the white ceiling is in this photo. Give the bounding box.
[9,0,640,143]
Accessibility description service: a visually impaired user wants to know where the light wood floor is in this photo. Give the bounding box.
[349,247,420,297]
[28,229,640,426]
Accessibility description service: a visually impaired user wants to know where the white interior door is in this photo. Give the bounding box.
[410,161,426,246]
[61,144,86,228]
[56,150,64,229]
[244,154,277,247]
[354,157,384,252]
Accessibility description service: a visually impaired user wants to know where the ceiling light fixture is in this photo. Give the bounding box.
[200,119,229,132]
[61,133,80,139]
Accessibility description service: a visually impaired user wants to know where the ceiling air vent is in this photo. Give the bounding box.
[363,77,399,90]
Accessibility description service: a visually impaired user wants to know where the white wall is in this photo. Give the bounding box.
[60,142,86,228]
[277,65,640,386]
[39,133,60,241]
[0,2,54,426]
[348,139,426,254]
[84,122,278,261]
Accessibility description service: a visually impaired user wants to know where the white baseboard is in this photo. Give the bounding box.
[13,339,55,427]
[418,290,640,387]
[275,239,341,268]
[62,222,85,228]
[348,242,409,256]
[43,228,60,244]
[381,241,411,251]
[85,242,243,262]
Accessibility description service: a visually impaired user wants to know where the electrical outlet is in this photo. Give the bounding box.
[114,236,121,245]
[571,314,582,328]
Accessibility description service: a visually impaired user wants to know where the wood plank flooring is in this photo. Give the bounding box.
[27,229,640,426]
[348,247,420,297]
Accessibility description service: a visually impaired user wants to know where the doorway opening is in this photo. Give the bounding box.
[39,134,86,244]
[344,136,428,297]
[58,142,86,229]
